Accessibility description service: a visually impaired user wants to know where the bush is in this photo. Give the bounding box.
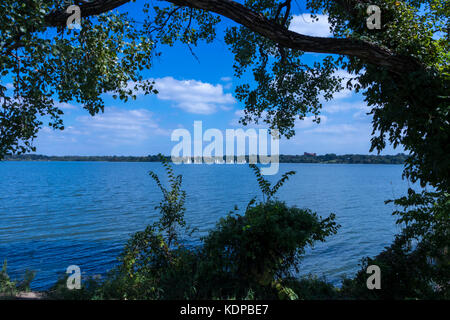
[0,260,17,296]
[388,190,450,296]
[46,274,101,300]
[199,201,339,299]
[340,188,450,300]
[283,275,340,300]
[100,225,200,300]
[341,232,448,300]
[0,260,35,298]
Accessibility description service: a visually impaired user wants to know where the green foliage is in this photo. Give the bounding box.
[46,274,101,300]
[197,165,338,299]
[388,190,450,295]
[249,163,295,202]
[341,190,450,299]
[15,270,36,292]
[149,154,188,247]
[0,260,17,296]
[151,4,220,46]
[0,1,154,155]
[0,259,35,297]
[224,0,449,192]
[98,232,200,299]
[228,27,339,138]
[200,201,339,299]
[0,1,219,157]
[307,0,449,191]
[283,275,340,300]
[341,234,440,299]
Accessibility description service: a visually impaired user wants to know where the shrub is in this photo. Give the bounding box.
[341,231,449,300]
[104,225,200,299]
[283,275,340,300]
[196,164,339,299]
[340,188,450,300]
[0,260,17,296]
[46,274,100,300]
[200,201,339,299]
[388,189,450,297]
[0,259,35,298]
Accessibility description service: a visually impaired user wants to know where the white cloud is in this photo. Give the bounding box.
[153,77,235,115]
[228,109,379,154]
[352,109,372,120]
[230,110,327,130]
[332,89,352,99]
[172,102,214,114]
[55,102,78,110]
[289,14,332,37]
[76,107,166,141]
[323,101,370,114]
[220,76,233,89]
[304,123,359,134]
[41,107,167,146]
[334,69,356,80]
[120,77,235,114]
[286,122,377,154]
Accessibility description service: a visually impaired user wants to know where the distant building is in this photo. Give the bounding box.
[304,152,317,156]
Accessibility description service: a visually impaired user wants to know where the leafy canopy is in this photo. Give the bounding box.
[0,0,218,155]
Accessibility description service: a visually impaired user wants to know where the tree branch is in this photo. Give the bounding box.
[167,0,421,74]
[44,0,131,26]
[44,0,422,74]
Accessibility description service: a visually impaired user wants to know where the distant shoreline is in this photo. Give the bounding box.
[3,154,408,165]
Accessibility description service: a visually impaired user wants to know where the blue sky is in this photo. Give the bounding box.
[30,3,403,156]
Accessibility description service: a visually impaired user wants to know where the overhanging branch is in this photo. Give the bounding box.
[44,0,422,74]
[44,0,130,26]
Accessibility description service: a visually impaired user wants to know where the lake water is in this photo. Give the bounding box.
[0,161,413,290]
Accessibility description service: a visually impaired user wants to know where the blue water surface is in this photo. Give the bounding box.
[0,161,413,289]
